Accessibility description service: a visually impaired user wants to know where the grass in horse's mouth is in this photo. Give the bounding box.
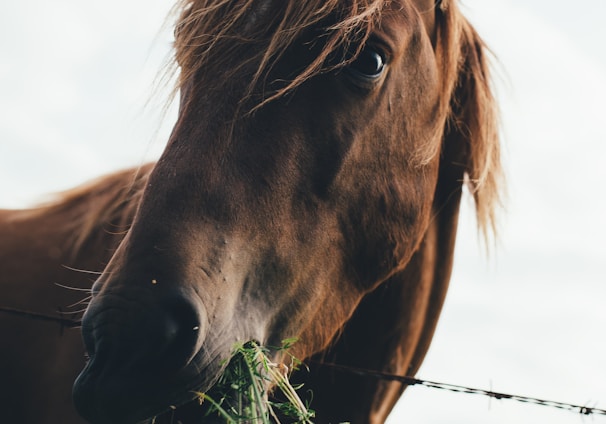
[196,340,314,423]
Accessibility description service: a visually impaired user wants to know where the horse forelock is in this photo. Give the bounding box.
[171,0,387,108]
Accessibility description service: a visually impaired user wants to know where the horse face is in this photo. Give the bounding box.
[74,1,450,422]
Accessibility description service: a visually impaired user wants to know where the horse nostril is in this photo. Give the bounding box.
[161,298,205,371]
[80,305,102,360]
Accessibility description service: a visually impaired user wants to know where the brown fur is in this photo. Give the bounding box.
[0,1,501,423]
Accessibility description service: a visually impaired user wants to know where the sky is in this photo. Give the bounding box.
[1,1,605,423]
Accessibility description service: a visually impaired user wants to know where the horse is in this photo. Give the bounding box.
[0,0,502,423]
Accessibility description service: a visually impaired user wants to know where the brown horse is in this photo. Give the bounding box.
[0,0,501,423]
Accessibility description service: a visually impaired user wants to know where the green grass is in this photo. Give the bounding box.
[195,340,314,423]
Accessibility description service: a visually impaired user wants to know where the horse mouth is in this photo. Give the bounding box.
[140,341,293,424]
[73,349,228,424]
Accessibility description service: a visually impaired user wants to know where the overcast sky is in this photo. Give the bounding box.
[1,1,604,423]
[393,1,606,423]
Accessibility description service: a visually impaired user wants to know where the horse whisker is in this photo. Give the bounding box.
[55,283,92,292]
[66,296,92,309]
[64,308,89,315]
[61,265,103,275]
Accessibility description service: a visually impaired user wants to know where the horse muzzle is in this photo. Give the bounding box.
[72,286,218,424]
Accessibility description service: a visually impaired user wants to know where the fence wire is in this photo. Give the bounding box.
[2,306,604,418]
[318,362,605,417]
[0,306,81,328]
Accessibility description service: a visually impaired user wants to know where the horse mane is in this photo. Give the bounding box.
[418,0,502,240]
[450,18,503,240]
[30,165,153,256]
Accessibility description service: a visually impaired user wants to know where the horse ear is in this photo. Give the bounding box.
[445,20,503,241]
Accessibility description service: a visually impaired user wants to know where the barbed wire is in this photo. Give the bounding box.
[0,306,81,329]
[2,306,604,418]
[317,362,605,417]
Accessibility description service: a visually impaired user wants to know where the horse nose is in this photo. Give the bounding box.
[82,289,205,373]
[74,287,206,423]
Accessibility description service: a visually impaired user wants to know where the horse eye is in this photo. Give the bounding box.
[348,47,386,78]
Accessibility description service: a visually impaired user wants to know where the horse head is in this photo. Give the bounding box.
[73,1,501,422]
